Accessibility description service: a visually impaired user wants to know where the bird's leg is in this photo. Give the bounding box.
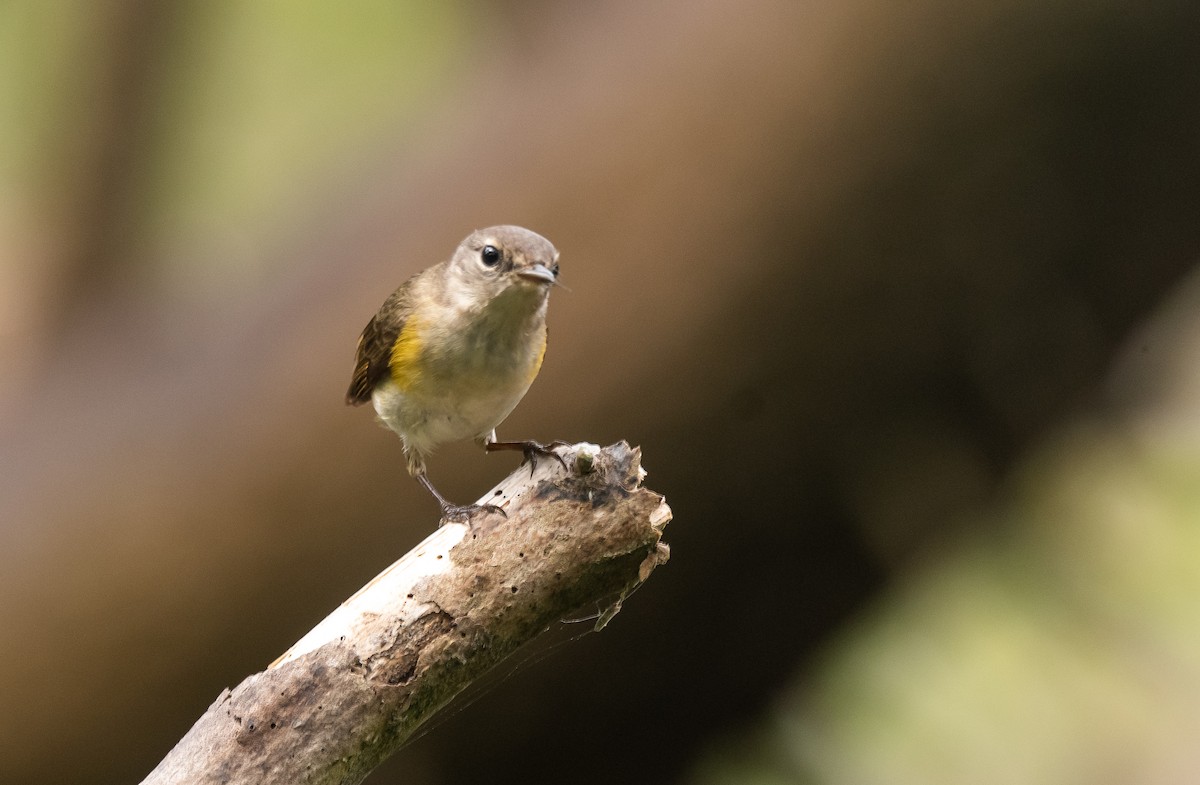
[416,472,505,525]
[483,435,570,475]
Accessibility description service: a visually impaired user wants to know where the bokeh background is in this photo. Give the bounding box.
[4,1,1200,783]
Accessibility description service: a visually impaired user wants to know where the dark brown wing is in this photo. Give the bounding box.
[345,286,409,405]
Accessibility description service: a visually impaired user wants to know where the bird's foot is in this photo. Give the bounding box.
[438,502,507,527]
[485,439,570,475]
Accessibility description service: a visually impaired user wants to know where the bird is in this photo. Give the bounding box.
[346,225,563,522]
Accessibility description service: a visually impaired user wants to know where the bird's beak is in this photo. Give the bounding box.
[517,264,557,285]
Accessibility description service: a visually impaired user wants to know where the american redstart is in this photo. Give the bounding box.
[346,225,563,522]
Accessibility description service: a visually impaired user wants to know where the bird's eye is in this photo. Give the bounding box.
[551,262,560,277]
[480,245,501,267]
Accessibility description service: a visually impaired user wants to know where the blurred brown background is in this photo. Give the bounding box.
[4,1,1200,783]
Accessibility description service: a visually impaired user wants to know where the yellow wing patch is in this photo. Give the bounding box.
[527,327,547,385]
[389,315,425,390]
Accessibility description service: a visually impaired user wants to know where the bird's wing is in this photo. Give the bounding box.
[345,287,408,406]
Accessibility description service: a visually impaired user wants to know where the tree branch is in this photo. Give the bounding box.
[141,442,671,785]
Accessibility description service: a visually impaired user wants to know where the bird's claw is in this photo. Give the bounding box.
[522,440,570,475]
[485,439,571,476]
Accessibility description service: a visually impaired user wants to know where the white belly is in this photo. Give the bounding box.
[371,375,531,457]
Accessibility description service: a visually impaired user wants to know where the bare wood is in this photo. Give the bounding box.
[141,442,671,785]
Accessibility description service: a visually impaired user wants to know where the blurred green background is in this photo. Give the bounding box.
[4,1,1200,784]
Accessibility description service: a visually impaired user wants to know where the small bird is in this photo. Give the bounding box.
[347,225,563,521]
